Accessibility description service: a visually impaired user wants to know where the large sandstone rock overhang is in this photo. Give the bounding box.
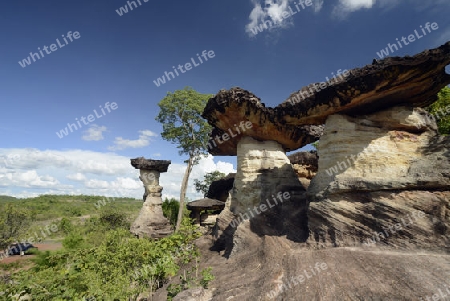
[202,42,450,155]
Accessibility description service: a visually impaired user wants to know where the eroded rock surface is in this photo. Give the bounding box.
[130,158,172,239]
[288,150,318,189]
[308,106,450,198]
[206,173,235,202]
[308,190,450,250]
[202,42,450,156]
[231,136,305,215]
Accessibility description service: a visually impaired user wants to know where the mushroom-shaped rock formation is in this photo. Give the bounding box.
[277,41,450,125]
[130,157,172,239]
[202,88,324,155]
[206,173,235,202]
[288,151,318,189]
[203,42,450,254]
[187,198,225,225]
[202,42,450,155]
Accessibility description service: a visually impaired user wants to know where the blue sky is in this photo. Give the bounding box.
[0,0,449,199]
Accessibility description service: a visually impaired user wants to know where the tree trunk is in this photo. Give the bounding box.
[175,155,194,232]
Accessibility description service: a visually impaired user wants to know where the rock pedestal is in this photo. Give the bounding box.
[307,106,450,249]
[130,157,173,239]
[230,136,307,239]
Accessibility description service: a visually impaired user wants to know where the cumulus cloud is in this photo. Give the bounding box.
[245,0,329,38]
[0,169,68,189]
[332,0,449,19]
[245,0,295,37]
[332,0,374,18]
[108,130,158,151]
[66,173,87,182]
[82,124,107,141]
[0,148,236,201]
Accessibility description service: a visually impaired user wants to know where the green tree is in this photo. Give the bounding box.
[0,204,32,249]
[162,198,180,226]
[427,86,450,134]
[155,87,213,232]
[194,170,226,197]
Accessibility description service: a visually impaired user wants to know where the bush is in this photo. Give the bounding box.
[99,209,129,230]
[162,198,180,226]
[59,218,74,234]
[62,232,85,250]
[1,225,201,300]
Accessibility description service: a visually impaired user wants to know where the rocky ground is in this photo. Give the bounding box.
[155,226,450,301]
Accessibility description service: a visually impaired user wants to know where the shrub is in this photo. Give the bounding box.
[162,198,180,226]
[59,218,74,234]
[99,209,129,230]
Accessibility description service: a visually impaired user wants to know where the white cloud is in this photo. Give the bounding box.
[85,179,110,189]
[245,0,326,38]
[245,0,295,37]
[313,0,324,12]
[66,173,87,182]
[332,0,374,18]
[332,0,449,19]
[0,148,236,201]
[0,169,67,189]
[108,130,158,151]
[82,124,107,141]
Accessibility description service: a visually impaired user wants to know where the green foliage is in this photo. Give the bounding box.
[0,194,142,222]
[162,198,180,226]
[311,141,319,149]
[62,232,86,250]
[0,216,202,300]
[0,204,32,249]
[200,267,215,289]
[59,218,74,234]
[155,87,214,232]
[99,209,130,230]
[194,171,226,197]
[155,86,213,158]
[427,86,450,135]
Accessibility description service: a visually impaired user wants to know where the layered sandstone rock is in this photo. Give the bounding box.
[306,106,450,249]
[308,106,450,198]
[231,136,305,214]
[202,88,324,155]
[202,42,450,156]
[308,190,450,250]
[202,42,450,256]
[130,157,172,239]
[206,173,235,202]
[288,151,318,189]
